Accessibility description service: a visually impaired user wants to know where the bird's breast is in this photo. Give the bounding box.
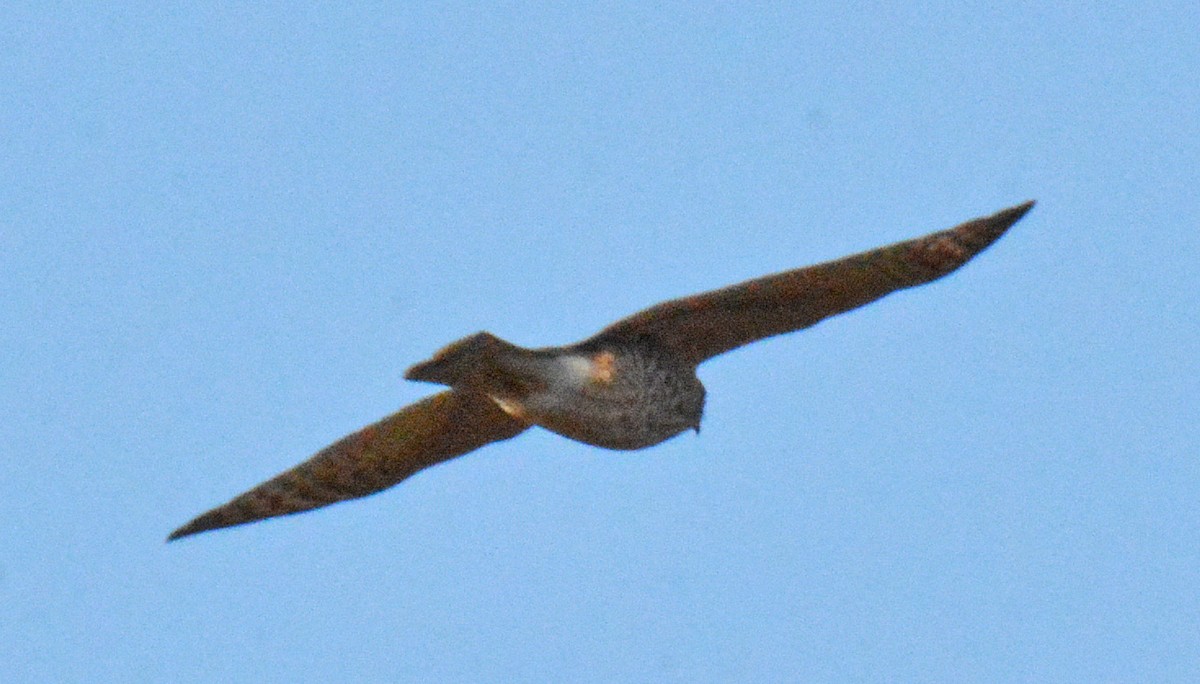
[497,348,705,451]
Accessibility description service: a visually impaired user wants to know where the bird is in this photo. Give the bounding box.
[168,201,1035,541]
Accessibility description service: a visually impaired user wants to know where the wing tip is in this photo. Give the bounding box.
[167,502,265,541]
[992,199,1037,229]
[165,510,228,542]
[951,199,1037,252]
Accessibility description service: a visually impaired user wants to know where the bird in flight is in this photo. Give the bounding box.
[168,201,1035,541]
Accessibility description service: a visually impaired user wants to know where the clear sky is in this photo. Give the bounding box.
[3,3,1197,682]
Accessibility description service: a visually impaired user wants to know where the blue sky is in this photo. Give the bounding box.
[3,3,1197,682]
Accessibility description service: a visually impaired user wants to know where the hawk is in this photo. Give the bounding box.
[168,201,1034,540]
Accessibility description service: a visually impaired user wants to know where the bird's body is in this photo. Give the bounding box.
[533,342,703,450]
[399,331,704,450]
[169,201,1035,541]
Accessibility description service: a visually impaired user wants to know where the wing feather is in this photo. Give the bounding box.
[167,390,528,541]
[588,201,1034,365]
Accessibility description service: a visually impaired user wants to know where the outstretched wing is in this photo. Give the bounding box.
[168,390,528,541]
[588,201,1034,366]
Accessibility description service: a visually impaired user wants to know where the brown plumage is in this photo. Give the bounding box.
[167,391,526,540]
[169,201,1034,541]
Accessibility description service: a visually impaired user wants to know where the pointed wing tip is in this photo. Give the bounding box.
[994,199,1037,227]
[166,507,246,542]
[165,516,215,543]
[955,200,1037,250]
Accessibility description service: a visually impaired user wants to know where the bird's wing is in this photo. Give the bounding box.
[587,201,1034,366]
[168,390,528,541]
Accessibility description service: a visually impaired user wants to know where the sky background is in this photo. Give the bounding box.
[3,3,1198,682]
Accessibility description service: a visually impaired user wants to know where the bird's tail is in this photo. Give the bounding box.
[404,331,530,391]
